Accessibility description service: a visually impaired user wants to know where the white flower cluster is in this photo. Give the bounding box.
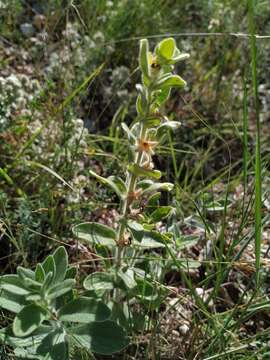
[104,66,131,102]
[45,23,109,81]
[0,73,41,129]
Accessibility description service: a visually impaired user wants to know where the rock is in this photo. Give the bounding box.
[179,324,189,335]
[20,23,35,38]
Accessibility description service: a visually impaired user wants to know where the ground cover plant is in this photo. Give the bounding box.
[1,0,270,359]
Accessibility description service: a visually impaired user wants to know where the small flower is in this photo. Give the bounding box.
[136,138,158,155]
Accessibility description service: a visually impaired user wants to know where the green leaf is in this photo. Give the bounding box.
[127,164,161,180]
[83,272,114,292]
[26,294,42,302]
[108,176,126,195]
[0,289,26,313]
[0,275,30,296]
[65,266,77,279]
[13,304,47,337]
[154,74,186,89]
[137,179,154,189]
[142,115,162,127]
[14,347,42,359]
[156,37,176,60]
[17,269,42,291]
[155,87,171,106]
[136,94,144,116]
[73,222,116,247]
[135,231,165,249]
[171,48,190,63]
[139,39,150,80]
[146,193,161,210]
[0,325,52,349]
[17,267,35,281]
[69,320,129,355]
[37,329,68,360]
[150,206,173,222]
[127,220,144,242]
[47,279,75,300]
[52,246,68,283]
[41,272,53,292]
[35,264,45,283]
[89,170,126,199]
[118,269,137,289]
[140,182,174,195]
[42,255,56,280]
[136,84,149,116]
[59,297,111,323]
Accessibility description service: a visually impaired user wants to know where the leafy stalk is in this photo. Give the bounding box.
[73,38,189,301]
[115,37,189,275]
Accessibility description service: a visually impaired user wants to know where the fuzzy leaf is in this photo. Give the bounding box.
[0,275,30,296]
[140,182,174,195]
[127,164,161,180]
[13,304,47,337]
[65,266,77,279]
[83,272,114,292]
[0,290,26,313]
[52,246,68,283]
[155,87,171,106]
[42,256,56,282]
[35,264,45,283]
[47,279,75,300]
[89,170,126,199]
[41,272,53,293]
[171,48,190,63]
[37,329,67,360]
[59,297,111,323]
[17,267,35,281]
[139,39,150,80]
[127,220,144,242]
[73,222,116,247]
[155,74,186,89]
[118,269,137,289]
[0,325,52,349]
[156,37,176,60]
[150,206,173,222]
[69,320,129,355]
[135,231,165,249]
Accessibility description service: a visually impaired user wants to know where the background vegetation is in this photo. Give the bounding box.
[1,0,270,359]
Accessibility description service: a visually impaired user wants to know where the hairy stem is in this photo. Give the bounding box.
[115,123,147,270]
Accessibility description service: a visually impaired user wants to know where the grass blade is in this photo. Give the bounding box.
[248,0,262,287]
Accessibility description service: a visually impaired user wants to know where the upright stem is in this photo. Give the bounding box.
[115,123,147,269]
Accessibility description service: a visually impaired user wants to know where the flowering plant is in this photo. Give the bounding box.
[73,37,190,303]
